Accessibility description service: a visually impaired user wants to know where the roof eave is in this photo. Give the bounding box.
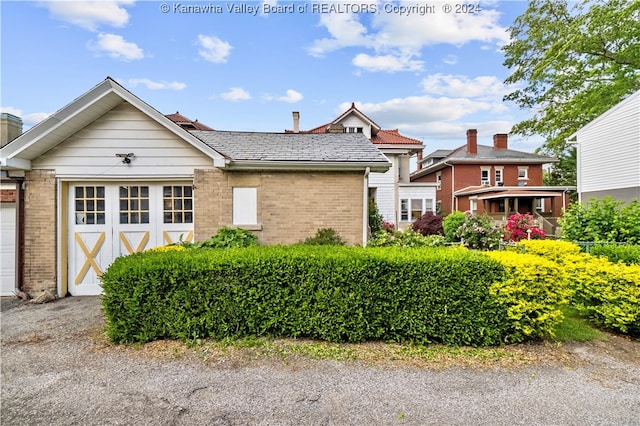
[227,160,391,173]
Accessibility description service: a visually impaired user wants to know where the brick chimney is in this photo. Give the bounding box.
[292,111,300,133]
[493,133,508,150]
[1,113,23,148]
[466,129,477,155]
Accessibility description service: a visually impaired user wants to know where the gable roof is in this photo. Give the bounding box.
[289,103,422,147]
[190,130,391,172]
[0,77,226,170]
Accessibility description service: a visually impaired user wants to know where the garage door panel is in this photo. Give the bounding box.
[1,203,16,296]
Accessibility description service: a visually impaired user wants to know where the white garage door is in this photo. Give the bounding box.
[1,202,16,296]
[68,183,194,296]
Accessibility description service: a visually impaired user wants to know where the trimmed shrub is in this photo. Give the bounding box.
[367,228,445,248]
[484,251,569,340]
[563,255,640,336]
[412,212,444,236]
[102,246,519,346]
[589,244,640,265]
[442,211,466,242]
[518,240,582,263]
[303,228,346,246]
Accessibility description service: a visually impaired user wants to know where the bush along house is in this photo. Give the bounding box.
[287,103,438,229]
[411,129,574,235]
[0,77,390,297]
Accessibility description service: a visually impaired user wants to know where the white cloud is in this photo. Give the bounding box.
[420,74,509,99]
[352,53,423,73]
[442,54,458,65]
[307,13,374,57]
[220,87,251,101]
[308,4,509,72]
[89,33,145,61]
[277,89,303,103]
[127,78,186,91]
[44,0,134,31]
[197,35,232,63]
[1,106,50,128]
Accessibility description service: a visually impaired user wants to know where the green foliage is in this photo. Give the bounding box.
[412,212,444,236]
[367,228,445,248]
[368,199,384,234]
[559,197,640,243]
[552,306,603,343]
[195,227,258,248]
[442,211,466,242]
[303,228,346,246]
[589,244,640,265]
[102,246,523,347]
[563,255,640,336]
[503,0,640,178]
[485,251,569,341]
[517,240,640,336]
[455,213,502,250]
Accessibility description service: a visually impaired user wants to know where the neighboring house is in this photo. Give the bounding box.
[1,113,22,296]
[411,129,574,233]
[288,103,437,229]
[0,77,390,297]
[569,90,640,203]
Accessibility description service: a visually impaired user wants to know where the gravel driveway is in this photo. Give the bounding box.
[1,296,639,425]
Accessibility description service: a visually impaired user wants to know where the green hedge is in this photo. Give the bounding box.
[588,244,640,265]
[102,246,520,346]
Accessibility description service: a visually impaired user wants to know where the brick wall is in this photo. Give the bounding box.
[22,170,57,295]
[194,169,365,245]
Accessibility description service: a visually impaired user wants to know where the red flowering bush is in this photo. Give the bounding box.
[382,221,396,233]
[504,213,545,242]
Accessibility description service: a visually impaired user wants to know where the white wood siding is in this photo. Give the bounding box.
[32,103,213,177]
[578,92,640,195]
[369,155,396,223]
[339,116,372,139]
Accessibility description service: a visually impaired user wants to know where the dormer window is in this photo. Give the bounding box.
[345,127,363,133]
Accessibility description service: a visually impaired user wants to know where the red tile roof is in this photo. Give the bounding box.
[372,129,422,145]
[165,111,214,131]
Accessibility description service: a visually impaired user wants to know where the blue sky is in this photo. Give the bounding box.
[1,0,541,153]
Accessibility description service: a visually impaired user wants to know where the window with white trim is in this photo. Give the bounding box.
[232,187,258,225]
[494,168,503,185]
[400,198,435,221]
[119,185,150,224]
[518,167,528,179]
[436,172,442,190]
[481,168,490,186]
[470,198,478,215]
[345,127,363,133]
[75,186,106,225]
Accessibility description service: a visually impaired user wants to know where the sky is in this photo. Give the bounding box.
[1,0,543,154]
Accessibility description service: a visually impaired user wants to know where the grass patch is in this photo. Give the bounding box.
[552,306,604,342]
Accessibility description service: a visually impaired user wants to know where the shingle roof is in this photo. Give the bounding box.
[447,144,556,162]
[189,130,391,171]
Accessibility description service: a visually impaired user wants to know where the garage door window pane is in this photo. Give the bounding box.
[163,185,193,224]
[75,186,105,225]
[119,186,150,224]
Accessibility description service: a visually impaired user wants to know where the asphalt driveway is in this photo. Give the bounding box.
[1,296,639,425]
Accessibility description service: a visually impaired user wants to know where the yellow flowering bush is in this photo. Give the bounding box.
[485,251,569,340]
[145,245,186,253]
[517,239,581,262]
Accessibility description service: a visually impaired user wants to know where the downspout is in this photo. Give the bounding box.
[363,167,370,246]
[444,162,455,212]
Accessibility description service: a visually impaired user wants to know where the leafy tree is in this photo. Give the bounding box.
[503,0,640,184]
[368,199,384,234]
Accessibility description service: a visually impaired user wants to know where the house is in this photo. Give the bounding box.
[411,129,574,233]
[288,103,437,229]
[0,77,390,297]
[569,90,640,203]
